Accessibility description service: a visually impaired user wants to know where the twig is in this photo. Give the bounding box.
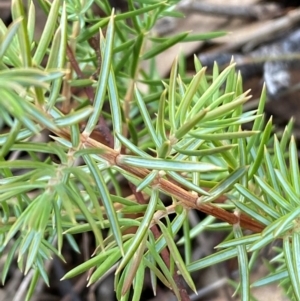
[51,124,266,233]
[12,270,34,301]
[88,263,118,301]
[53,258,83,301]
[189,277,228,301]
[0,3,10,9]
[61,273,89,301]
[81,132,264,233]
[203,8,300,55]
[179,1,282,20]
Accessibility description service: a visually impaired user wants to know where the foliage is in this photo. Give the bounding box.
[0,0,299,300]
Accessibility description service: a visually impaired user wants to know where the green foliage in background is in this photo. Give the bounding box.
[0,0,299,300]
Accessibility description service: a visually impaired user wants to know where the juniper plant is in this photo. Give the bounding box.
[0,0,299,300]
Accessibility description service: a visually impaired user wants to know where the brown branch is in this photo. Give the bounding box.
[47,123,265,233]
[77,131,265,233]
[180,2,282,20]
